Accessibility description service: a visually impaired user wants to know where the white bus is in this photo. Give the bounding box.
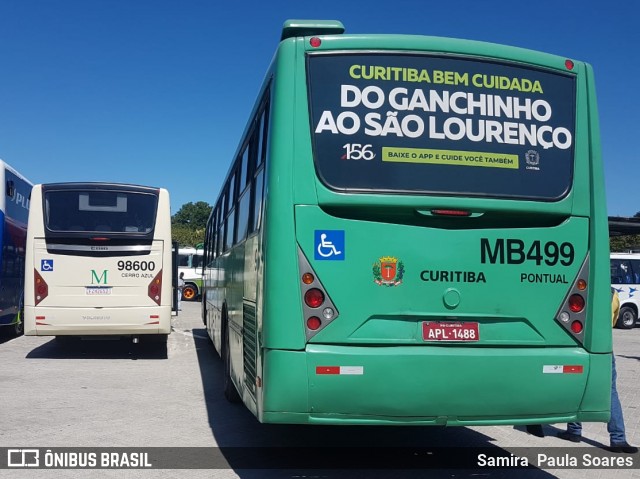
[177,247,204,301]
[610,252,640,329]
[24,183,172,340]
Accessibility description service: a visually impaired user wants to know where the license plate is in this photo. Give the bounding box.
[422,321,479,342]
[85,286,112,295]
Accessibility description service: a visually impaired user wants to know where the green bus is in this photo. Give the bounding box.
[202,20,611,425]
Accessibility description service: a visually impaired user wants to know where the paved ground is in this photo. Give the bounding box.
[0,301,638,479]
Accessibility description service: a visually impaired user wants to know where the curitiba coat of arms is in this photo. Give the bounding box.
[372,256,404,287]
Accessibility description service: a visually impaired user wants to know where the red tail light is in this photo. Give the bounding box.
[304,288,325,308]
[148,270,162,305]
[431,209,471,217]
[307,317,322,330]
[34,269,48,306]
[568,294,585,313]
[571,321,583,334]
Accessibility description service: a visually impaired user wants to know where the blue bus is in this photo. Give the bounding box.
[0,160,32,335]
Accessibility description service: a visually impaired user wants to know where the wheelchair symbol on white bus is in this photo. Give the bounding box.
[41,260,54,272]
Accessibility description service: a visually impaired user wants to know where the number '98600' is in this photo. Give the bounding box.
[117,260,156,271]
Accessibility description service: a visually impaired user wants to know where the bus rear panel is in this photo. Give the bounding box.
[25,183,172,337]
[206,21,611,426]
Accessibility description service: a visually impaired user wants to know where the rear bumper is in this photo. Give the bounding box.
[262,345,611,425]
[24,306,171,336]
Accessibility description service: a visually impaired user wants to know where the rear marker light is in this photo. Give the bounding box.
[316,366,364,375]
[577,279,587,291]
[570,321,583,334]
[565,59,574,70]
[34,269,49,305]
[310,37,321,48]
[322,307,335,320]
[307,316,322,330]
[304,288,325,308]
[148,270,163,306]
[298,246,340,340]
[563,365,583,374]
[568,294,585,313]
[543,365,584,374]
[431,209,471,217]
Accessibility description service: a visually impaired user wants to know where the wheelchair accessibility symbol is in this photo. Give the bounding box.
[41,259,54,272]
[315,230,345,261]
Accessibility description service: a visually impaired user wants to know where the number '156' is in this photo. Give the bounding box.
[342,144,375,160]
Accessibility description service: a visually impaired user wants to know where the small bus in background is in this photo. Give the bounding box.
[202,20,611,425]
[0,160,32,335]
[610,252,640,329]
[24,183,172,342]
[177,246,204,301]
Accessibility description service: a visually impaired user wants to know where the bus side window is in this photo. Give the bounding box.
[631,260,640,284]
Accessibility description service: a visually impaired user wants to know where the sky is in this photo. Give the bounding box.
[0,0,638,216]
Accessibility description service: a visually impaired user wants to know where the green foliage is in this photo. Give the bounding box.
[610,235,640,252]
[172,201,212,230]
[172,224,205,248]
[171,201,211,248]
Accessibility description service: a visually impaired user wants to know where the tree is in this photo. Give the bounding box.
[172,201,211,230]
[610,235,640,252]
[172,201,211,247]
[172,224,205,248]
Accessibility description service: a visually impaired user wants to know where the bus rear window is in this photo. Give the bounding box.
[307,53,576,200]
[44,189,158,234]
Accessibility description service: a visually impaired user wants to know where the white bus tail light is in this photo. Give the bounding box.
[554,256,589,343]
[34,269,48,305]
[297,246,339,340]
[148,270,162,305]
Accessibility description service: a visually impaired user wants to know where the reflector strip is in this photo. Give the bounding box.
[543,365,584,374]
[145,321,160,325]
[563,365,584,374]
[316,366,364,375]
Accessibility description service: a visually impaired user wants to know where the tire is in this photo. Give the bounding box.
[616,306,637,329]
[182,283,198,301]
[223,321,241,403]
[13,319,24,336]
[13,311,24,336]
[14,298,24,336]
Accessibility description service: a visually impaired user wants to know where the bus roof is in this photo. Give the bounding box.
[0,159,33,186]
[39,182,162,194]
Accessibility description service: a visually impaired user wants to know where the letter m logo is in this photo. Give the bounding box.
[91,270,108,285]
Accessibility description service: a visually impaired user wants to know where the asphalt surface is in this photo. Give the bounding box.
[0,301,638,479]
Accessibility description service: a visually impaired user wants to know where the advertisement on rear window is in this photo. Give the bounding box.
[307,53,576,200]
